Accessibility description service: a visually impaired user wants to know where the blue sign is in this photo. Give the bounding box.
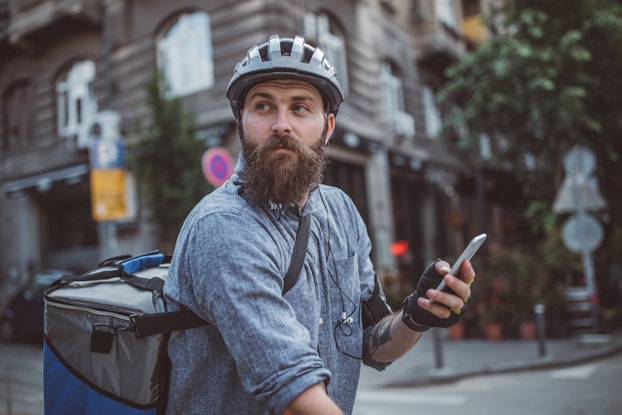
[90,138,124,169]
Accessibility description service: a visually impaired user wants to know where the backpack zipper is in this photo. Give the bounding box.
[46,299,132,321]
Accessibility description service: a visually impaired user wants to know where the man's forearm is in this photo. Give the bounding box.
[366,312,424,363]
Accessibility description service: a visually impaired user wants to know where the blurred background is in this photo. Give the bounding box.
[1,0,621,343]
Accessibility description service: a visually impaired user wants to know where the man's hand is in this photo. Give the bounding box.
[401,259,475,331]
[282,383,344,415]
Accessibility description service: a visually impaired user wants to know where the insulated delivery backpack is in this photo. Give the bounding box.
[42,251,205,415]
[43,218,310,414]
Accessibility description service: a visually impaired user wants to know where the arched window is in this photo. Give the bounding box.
[2,80,35,152]
[157,11,214,97]
[304,12,349,95]
[56,60,98,148]
[380,62,404,118]
[422,85,442,139]
[380,62,415,138]
[436,0,457,29]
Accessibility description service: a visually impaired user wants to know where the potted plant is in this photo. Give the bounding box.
[484,304,511,340]
[447,320,466,340]
[486,243,568,340]
[476,276,512,341]
[491,248,539,339]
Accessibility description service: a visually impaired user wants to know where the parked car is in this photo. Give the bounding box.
[0,269,72,342]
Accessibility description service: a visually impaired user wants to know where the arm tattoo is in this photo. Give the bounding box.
[369,316,393,350]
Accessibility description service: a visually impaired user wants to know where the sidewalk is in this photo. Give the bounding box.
[358,329,622,390]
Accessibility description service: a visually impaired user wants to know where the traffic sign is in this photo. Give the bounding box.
[90,168,128,221]
[552,174,607,213]
[553,146,606,213]
[562,214,604,254]
[202,147,234,187]
[90,138,124,169]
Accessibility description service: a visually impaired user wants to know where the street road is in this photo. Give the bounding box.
[353,352,622,415]
[0,341,42,415]
[1,341,621,415]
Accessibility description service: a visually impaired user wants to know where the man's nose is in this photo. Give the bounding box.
[272,109,293,134]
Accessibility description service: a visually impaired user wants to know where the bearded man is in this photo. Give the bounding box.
[164,35,475,415]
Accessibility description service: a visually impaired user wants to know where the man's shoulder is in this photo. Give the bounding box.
[201,183,248,212]
[182,183,265,231]
[317,183,350,200]
[316,184,356,209]
[173,183,275,260]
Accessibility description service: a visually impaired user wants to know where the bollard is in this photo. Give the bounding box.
[534,303,547,357]
[432,328,444,369]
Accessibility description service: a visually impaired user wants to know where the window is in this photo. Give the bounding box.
[56,60,98,148]
[435,0,457,29]
[422,86,442,139]
[380,62,415,138]
[303,12,349,94]
[380,62,403,118]
[2,80,35,152]
[479,133,492,160]
[157,11,214,97]
[451,105,468,140]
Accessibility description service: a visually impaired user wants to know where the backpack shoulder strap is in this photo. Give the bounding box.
[131,310,207,338]
[282,214,310,295]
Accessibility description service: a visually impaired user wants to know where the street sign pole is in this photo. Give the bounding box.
[572,209,596,299]
[555,146,606,333]
[89,110,126,259]
[569,151,597,300]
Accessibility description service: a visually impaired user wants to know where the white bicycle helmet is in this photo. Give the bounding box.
[226,35,344,117]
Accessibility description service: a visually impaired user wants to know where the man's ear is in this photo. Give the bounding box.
[324,113,336,147]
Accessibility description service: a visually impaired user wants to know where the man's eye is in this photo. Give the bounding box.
[255,103,271,111]
[292,104,309,112]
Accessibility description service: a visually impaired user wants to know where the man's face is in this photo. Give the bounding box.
[238,79,335,205]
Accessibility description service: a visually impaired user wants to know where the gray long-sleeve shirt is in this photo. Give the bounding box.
[164,169,387,414]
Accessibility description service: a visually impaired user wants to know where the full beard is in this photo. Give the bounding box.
[239,121,329,205]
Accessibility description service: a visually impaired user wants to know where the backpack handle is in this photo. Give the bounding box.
[46,251,171,293]
[118,250,165,275]
[117,250,171,292]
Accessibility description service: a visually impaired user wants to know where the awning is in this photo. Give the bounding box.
[3,164,89,196]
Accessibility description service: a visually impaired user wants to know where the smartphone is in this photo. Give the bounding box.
[435,233,487,293]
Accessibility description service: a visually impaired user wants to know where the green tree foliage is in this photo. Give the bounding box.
[439,0,622,257]
[129,70,211,250]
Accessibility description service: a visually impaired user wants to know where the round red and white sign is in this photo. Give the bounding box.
[202,147,234,187]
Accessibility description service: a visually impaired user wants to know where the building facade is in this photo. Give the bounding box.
[0,0,487,305]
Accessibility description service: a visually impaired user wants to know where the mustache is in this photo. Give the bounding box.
[260,134,302,152]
